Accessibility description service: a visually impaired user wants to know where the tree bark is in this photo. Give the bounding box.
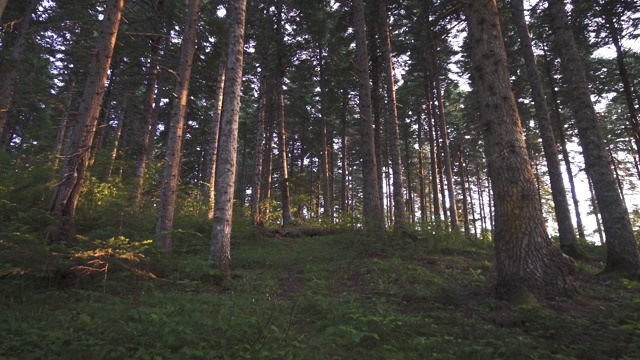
[155,0,200,251]
[106,98,126,179]
[49,0,125,242]
[203,60,226,220]
[209,0,247,285]
[466,0,576,301]
[318,48,334,222]
[353,0,384,232]
[459,144,470,237]
[416,110,427,223]
[0,0,38,137]
[546,0,640,275]
[377,0,406,232]
[341,88,350,215]
[510,0,580,256]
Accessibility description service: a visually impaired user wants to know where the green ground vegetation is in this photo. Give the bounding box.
[0,172,639,359]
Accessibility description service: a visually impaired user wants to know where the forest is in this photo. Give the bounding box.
[1,0,640,358]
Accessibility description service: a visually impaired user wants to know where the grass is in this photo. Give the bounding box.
[1,216,640,359]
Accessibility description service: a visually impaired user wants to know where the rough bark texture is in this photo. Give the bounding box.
[49,0,125,242]
[203,60,226,220]
[52,80,76,169]
[209,0,247,284]
[510,0,579,255]
[0,0,38,137]
[377,0,406,231]
[466,0,576,301]
[155,0,200,250]
[353,0,384,231]
[546,0,640,275]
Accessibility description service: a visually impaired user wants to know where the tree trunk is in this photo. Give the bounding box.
[588,177,605,245]
[459,144,470,237]
[106,98,126,180]
[209,0,247,284]
[510,0,580,256]
[434,75,458,231]
[318,49,334,222]
[203,60,226,220]
[546,0,640,275]
[416,110,427,223]
[353,0,384,232]
[49,0,125,242]
[341,88,350,215]
[52,79,76,169]
[0,0,8,22]
[133,37,162,210]
[0,0,38,137]
[466,0,576,301]
[542,44,587,240]
[377,0,406,231]
[250,73,267,227]
[426,92,441,221]
[155,0,200,251]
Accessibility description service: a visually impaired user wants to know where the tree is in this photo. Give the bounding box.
[209,0,247,283]
[155,0,201,251]
[465,0,576,300]
[546,0,640,275]
[377,0,407,231]
[49,0,125,242]
[0,0,39,137]
[352,0,385,232]
[509,0,580,256]
[0,0,8,22]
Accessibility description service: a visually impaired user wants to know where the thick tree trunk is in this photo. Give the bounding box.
[466,0,576,301]
[155,0,200,251]
[203,60,226,220]
[49,0,125,242]
[546,0,640,275]
[209,0,247,284]
[377,0,406,231]
[353,0,384,232]
[261,124,274,215]
[0,0,38,137]
[510,0,580,256]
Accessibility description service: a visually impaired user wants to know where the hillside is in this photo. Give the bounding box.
[2,221,639,359]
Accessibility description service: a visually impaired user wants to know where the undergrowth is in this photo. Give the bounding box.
[1,197,640,359]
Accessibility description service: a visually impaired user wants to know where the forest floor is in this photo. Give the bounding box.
[1,218,640,359]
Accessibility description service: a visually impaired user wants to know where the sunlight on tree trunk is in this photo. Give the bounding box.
[209,0,247,285]
[466,0,576,301]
